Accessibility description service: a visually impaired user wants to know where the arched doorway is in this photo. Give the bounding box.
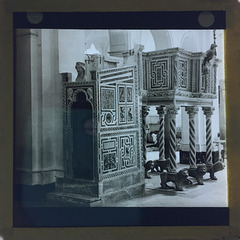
[71,91,94,180]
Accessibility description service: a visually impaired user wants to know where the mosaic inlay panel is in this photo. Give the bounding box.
[101,88,115,109]
[120,135,135,169]
[101,137,118,174]
[150,59,169,89]
[179,60,188,89]
[100,87,117,127]
[117,85,134,125]
[101,134,136,175]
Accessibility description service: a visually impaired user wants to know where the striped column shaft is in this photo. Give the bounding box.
[156,106,166,160]
[142,106,150,164]
[169,118,177,170]
[185,107,199,169]
[167,107,179,172]
[206,117,212,164]
[202,107,215,166]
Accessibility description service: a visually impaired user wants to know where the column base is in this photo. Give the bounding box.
[180,150,220,164]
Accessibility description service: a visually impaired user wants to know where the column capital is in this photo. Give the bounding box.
[166,107,180,116]
[142,106,150,117]
[202,106,215,117]
[185,106,199,118]
[156,106,166,117]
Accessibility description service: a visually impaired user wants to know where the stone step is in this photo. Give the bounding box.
[56,178,99,196]
[47,191,102,207]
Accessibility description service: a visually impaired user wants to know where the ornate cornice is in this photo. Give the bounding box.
[142,48,205,59]
[147,90,217,99]
[99,65,136,75]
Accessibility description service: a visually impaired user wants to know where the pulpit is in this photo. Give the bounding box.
[47,65,144,206]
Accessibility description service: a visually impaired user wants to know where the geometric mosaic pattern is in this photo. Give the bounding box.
[101,134,136,175]
[179,59,188,89]
[150,59,169,89]
[98,66,141,180]
[100,84,135,127]
[120,135,135,169]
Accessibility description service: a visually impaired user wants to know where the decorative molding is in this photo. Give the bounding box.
[147,90,217,99]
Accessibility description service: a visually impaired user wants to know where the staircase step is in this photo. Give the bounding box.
[47,191,102,207]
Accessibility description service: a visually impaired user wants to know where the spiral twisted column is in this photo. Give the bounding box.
[202,107,215,167]
[185,107,199,169]
[142,106,150,165]
[166,107,179,172]
[156,106,166,160]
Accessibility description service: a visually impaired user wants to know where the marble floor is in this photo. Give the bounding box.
[105,151,228,207]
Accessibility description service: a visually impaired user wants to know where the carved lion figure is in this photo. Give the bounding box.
[188,164,207,185]
[207,161,224,180]
[144,161,154,178]
[151,159,171,173]
[160,169,189,191]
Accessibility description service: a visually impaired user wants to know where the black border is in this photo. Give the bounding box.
[13,11,228,227]
[14,207,229,227]
[13,11,226,29]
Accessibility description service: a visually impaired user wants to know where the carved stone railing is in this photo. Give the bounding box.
[142,48,218,106]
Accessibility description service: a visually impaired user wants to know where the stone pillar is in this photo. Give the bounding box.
[166,107,179,171]
[185,107,199,169]
[15,29,43,185]
[202,107,214,166]
[156,106,166,160]
[142,106,150,165]
[109,30,129,57]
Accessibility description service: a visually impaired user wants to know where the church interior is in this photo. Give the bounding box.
[14,29,227,208]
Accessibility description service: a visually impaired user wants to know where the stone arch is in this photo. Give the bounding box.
[71,91,94,180]
[108,30,173,56]
[180,32,198,52]
[84,30,110,56]
[150,30,173,50]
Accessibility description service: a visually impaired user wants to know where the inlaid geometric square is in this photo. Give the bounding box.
[150,59,169,90]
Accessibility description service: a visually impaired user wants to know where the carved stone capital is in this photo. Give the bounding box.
[142,106,150,118]
[202,106,215,117]
[166,107,180,116]
[156,106,166,118]
[185,106,199,118]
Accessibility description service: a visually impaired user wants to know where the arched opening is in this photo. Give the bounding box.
[71,91,94,179]
[150,30,172,50]
[180,32,198,52]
